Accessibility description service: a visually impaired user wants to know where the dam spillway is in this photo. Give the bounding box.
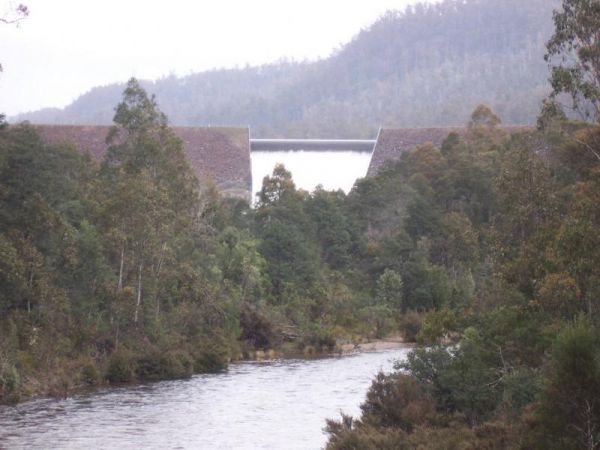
[249,139,376,201]
[251,150,373,200]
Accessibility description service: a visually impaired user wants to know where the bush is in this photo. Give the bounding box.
[136,349,194,381]
[417,308,458,345]
[194,345,228,373]
[325,423,410,450]
[361,372,435,431]
[359,305,396,339]
[105,349,136,383]
[299,325,337,352]
[79,359,102,385]
[0,362,21,403]
[500,367,540,416]
[399,311,423,342]
[239,306,280,350]
[325,373,437,450]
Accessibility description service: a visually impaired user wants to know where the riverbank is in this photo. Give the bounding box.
[1,335,411,406]
[338,335,410,353]
[240,335,410,361]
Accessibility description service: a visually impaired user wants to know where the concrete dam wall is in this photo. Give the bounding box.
[34,125,528,201]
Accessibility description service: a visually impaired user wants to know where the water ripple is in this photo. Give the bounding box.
[0,348,408,450]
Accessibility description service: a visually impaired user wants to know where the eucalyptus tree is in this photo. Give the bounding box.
[546,0,600,121]
[100,78,200,325]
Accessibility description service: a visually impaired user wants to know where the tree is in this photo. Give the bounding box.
[376,269,404,311]
[530,320,600,450]
[0,3,28,25]
[256,163,296,207]
[0,3,28,73]
[100,78,200,324]
[545,0,600,121]
[468,104,501,128]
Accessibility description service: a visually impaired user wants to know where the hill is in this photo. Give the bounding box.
[14,0,559,137]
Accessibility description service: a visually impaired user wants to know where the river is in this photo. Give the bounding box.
[0,347,409,450]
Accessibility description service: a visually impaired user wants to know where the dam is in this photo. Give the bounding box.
[34,125,480,202]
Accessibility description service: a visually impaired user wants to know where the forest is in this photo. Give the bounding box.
[15,0,558,138]
[2,0,600,448]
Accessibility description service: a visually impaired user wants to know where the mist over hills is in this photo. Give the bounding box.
[14,0,559,138]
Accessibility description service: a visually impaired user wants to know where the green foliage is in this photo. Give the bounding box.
[0,356,20,403]
[528,319,600,449]
[106,349,136,383]
[398,310,423,343]
[79,359,102,386]
[500,367,541,417]
[358,304,396,339]
[193,345,229,373]
[360,372,436,431]
[417,308,459,345]
[136,349,193,381]
[0,82,247,401]
[469,105,501,129]
[546,0,600,121]
[375,269,404,311]
[255,164,322,305]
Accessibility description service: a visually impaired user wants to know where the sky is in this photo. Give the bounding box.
[0,0,438,116]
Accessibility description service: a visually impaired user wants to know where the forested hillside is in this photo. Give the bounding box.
[15,0,558,137]
[4,0,600,446]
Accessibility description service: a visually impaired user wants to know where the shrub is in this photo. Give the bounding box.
[299,325,337,352]
[399,311,423,342]
[194,345,228,373]
[79,359,102,385]
[0,362,20,403]
[105,349,136,383]
[417,308,458,345]
[136,349,194,381]
[500,367,540,416]
[359,305,396,339]
[361,372,435,431]
[239,306,280,350]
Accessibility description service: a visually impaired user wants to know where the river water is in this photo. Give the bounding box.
[0,347,409,450]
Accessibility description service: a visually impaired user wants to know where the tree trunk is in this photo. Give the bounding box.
[153,243,167,323]
[117,244,125,291]
[134,260,143,323]
[27,270,34,314]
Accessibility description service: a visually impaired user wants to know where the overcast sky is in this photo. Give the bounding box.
[0,0,437,116]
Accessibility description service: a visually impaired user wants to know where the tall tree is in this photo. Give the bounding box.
[546,0,600,121]
[100,78,200,324]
